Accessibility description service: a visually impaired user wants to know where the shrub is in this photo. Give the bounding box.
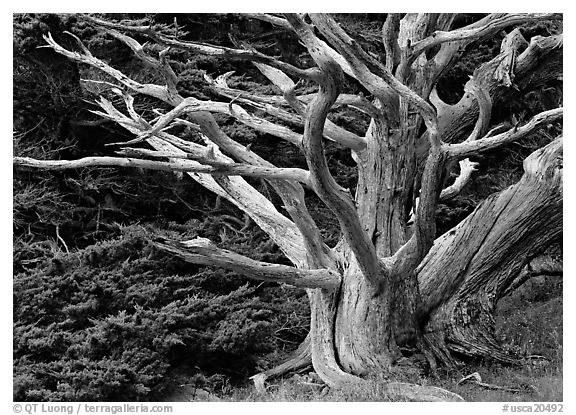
[14,225,309,401]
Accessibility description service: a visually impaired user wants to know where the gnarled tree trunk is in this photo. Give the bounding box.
[418,138,562,365]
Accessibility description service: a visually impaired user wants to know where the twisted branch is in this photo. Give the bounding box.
[155,237,340,290]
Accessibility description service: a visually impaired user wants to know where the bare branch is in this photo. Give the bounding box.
[437,78,490,201]
[286,13,382,289]
[226,102,304,146]
[67,27,305,147]
[115,147,304,180]
[463,78,493,143]
[243,13,293,30]
[439,159,479,201]
[207,71,380,123]
[448,108,563,158]
[308,14,441,145]
[408,13,561,63]
[154,237,340,290]
[62,30,93,56]
[301,14,396,103]
[244,13,369,85]
[503,255,562,297]
[206,72,289,107]
[80,14,322,82]
[434,33,562,146]
[190,95,332,268]
[495,28,529,88]
[102,109,313,268]
[41,22,327,268]
[128,95,303,146]
[382,14,401,72]
[252,62,368,151]
[13,155,311,183]
[146,134,310,267]
[199,88,339,269]
[43,32,172,102]
[184,111,335,268]
[58,29,307,149]
[95,25,179,94]
[104,55,328,269]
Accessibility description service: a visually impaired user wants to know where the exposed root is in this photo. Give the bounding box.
[308,289,464,401]
[422,330,460,369]
[458,372,535,394]
[415,335,440,375]
[386,382,464,402]
[424,302,520,365]
[250,334,312,393]
[249,328,465,401]
[308,289,366,389]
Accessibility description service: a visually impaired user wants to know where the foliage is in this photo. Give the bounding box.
[13,13,315,402]
[13,13,228,247]
[14,225,309,401]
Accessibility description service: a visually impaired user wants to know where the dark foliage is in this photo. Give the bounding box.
[14,225,309,401]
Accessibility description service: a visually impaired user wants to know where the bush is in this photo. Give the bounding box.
[13,225,309,401]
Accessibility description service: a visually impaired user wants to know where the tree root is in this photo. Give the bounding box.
[385,382,464,402]
[250,334,312,393]
[458,372,536,394]
[250,289,467,401]
[421,329,462,369]
[424,301,521,365]
[249,335,464,401]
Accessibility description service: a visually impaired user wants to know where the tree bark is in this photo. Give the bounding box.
[417,138,562,364]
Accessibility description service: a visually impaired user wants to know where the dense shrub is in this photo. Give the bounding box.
[14,225,309,401]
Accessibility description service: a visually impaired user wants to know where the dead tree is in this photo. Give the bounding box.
[14,13,563,401]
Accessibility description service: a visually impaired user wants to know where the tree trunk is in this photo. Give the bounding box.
[310,118,425,378]
[333,254,401,375]
[417,138,562,364]
[307,137,561,382]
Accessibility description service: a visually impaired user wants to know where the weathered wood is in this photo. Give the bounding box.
[250,334,313,393]
[409,13,561,62]
[154,237,340,290]
[79,14,322,82]
[287,13,383,291]
[439,159,479,201]
[18,14,563,401]
[14,155,311,184]
[435,34,563,146]
[448,108,563,158]
[418,138,562,362]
